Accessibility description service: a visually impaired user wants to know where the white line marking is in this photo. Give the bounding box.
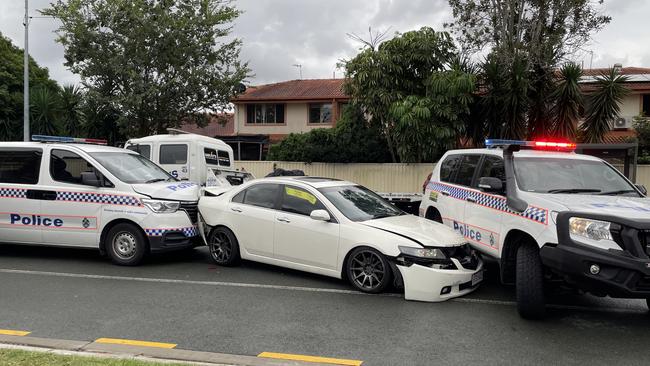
[0,268,645,314]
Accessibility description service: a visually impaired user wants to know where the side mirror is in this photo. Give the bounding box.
[478,177,503,193]
[81,171,102,187]
[636,184,647,196]
[310,209,331,222]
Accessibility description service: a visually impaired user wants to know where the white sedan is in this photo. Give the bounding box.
[198,177,483,302]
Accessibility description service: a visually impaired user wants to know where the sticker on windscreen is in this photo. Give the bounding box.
[285,187,316,204]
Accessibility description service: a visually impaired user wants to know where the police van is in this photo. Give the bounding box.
[124,131,252,187]
[420,139,650,318]
[0,135,201,265]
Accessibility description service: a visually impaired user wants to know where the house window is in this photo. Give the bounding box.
[643,94,650,117]
[309,103,332,123]
[246,104,285,124]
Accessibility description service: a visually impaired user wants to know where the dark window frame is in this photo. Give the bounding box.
[126,144,152,160]
[448,154,482,188]
[643,94,650,117]
[308,103,333,124]
[0,148,43,185]
[159,144,188,165]
[476,155,506,194]
[439,155,461,183]
[245,104,286,124]
[49,148,104,187]
[236,183,282,210]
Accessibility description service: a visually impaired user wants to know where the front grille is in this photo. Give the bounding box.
[637,231,650,257]
[180,201,198,224]
[443,244,480,270]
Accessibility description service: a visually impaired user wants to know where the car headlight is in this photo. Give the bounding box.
[141,199,180,213]
[568,217,621,251]
[398,246,447,259]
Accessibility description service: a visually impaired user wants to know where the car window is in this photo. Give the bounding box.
[478,156,505,182]
[439,155,460,183]
[50,149,99,186]
[452,155,481,187]
[232,189,245,203]
[0,148,42,184]
[159,144,188,164]
[242,183,280,209]
[281,185,326,216]
[126,144,151,160]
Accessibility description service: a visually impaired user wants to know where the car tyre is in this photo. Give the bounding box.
[516,243,546,319]
[106,223,147,266]
[208,227,241,266]
[346,247,392,294]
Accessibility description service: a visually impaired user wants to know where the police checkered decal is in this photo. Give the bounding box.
[56,191,141,206]
[428,182,547,225]
[0,187,27,198]
[145,226,198,238]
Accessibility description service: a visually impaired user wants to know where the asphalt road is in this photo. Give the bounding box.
[0,244,649,366]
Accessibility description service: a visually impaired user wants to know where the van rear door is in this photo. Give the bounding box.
[159,143,190,180]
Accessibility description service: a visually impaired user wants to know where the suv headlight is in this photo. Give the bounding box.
[142,199,180,213]
[568,217,621,250]
[398,246,447,259]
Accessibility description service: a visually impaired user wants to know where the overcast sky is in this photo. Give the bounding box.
[1,0,649,86]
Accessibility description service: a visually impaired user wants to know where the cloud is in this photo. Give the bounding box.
[0,0,648,87]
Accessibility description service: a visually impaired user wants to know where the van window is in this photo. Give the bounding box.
[50,149,99,186]
[452,155,481,187]
[217,150,231,166]
[0,149,42,184]
[242,184,280,209]
[439,155,461,183]
[204,148,219,165]
[160,144,188,164]
[126,144,151,160]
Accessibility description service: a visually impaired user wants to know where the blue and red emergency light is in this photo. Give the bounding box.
[485,139,576,151]
[32,135,108,145]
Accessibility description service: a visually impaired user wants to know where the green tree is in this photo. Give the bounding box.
[634,115,650,164]
[0,33,59,141]
[82,90,124,144]
[30,86,60,136]
[551,63,583,140]
[580,68,629,143]
[43,0,249,138]
[59,84,85,136]
[342,27,456,161]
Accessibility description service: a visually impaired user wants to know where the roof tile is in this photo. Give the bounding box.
[233,79,348,102]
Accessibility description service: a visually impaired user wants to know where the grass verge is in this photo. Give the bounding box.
[0,349,191,366]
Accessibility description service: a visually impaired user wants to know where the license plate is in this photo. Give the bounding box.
[471,270,484,286]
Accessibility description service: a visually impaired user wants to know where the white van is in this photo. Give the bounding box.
[124,132,252,187]
[0,135,201,265]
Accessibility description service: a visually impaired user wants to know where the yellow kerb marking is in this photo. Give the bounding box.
[258,352,363,366]
[95,337,176,349]
[0,329,31,336]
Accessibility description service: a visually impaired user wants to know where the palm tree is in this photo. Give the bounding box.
[551,63,583,140]
[580,68,629,143]
[59,84,85,136]
[30,86,60,136]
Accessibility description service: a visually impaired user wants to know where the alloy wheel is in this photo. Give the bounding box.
[209,231,232,263]
[349,250,386,290]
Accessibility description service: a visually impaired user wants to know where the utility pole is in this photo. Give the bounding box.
[23,0,29,141]
[292,64,302,79]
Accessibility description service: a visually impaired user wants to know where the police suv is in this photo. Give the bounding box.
[420,139,650,318]
[0,135,201,265]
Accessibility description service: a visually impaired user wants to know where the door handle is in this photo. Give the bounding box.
[466,196,476,203]
[441,190,450,196]
[42,192,57,200]
[277,217,291,223]
[230,207,242,213]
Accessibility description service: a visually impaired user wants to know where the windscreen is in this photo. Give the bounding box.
[318,185,403,222]
[90,152,175,184]
[514,157,639,196]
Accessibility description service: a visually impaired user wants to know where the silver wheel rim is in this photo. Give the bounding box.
[350,250,385,290]
[209,231,232,263]
[112,231,137,260]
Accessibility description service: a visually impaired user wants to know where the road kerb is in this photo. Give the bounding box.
[95,337,177,349]
[258,352,363,366]
[0,329,31,336]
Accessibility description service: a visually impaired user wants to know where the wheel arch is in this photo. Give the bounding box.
[500,229,539,285]
[99,218,150,255]
[424,206,443,223]
[340,243,392,281]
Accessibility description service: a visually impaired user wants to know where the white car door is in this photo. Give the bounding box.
[463,155,504,254]
[273,185,340,271]
[0,147,44,244]
[227,183,280,258]
[39,148,104,247]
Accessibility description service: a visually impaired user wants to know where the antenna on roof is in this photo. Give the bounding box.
[292,64,302,79]
[167,128,191,135]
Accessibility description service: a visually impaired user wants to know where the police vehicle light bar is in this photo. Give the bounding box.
[485,139,576,151]
[32,135,108,145]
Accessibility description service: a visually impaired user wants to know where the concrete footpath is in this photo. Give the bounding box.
[0,334,336,366]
